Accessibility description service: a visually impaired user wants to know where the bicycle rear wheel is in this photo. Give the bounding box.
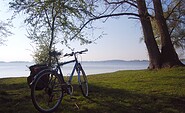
[31,70,63,113]
[78,63,88,97]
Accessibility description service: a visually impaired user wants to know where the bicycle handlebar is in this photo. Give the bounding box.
[49,49,88,57]
[64,49,88,57]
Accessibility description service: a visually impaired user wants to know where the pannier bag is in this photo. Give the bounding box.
[27,64,49,90]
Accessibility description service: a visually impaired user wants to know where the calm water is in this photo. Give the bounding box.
[0,61,184,78]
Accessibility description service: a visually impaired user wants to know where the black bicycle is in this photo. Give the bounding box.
[30,49,88,113]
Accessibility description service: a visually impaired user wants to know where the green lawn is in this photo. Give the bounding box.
[0,67,185,113]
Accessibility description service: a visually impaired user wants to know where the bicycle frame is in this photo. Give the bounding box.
[55,53,82,85]
[66,61,80,83]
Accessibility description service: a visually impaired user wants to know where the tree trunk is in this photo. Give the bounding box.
[153,0,184,67]
[136,0,161,69]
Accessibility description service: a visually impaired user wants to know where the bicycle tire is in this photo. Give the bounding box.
[78,63,88,97]
[31,70,63,113]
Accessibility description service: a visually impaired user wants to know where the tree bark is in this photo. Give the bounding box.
[153,0,184,67]
[136,0,161,69]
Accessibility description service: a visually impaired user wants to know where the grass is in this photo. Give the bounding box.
[0,67,185,113]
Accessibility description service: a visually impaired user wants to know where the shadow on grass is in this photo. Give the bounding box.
[79,84,185,113]
[1,80,185,113]
[0,81,35,113]
[56,83,185,113]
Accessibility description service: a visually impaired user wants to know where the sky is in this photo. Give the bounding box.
[0,1,156,62]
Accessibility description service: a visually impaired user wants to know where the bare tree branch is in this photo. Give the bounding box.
[70,12,139,40]
[104,0,138,8]
[165,0,182,20]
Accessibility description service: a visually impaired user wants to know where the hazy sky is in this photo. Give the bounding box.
[0,1,149,62]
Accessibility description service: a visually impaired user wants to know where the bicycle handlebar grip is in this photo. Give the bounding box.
[83,48,88,52]
[64,52,74,57]
[79,49,88,54]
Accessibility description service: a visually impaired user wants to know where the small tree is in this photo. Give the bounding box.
[9,0,95,63]
[31,30,54,64]
[33,44,50,64]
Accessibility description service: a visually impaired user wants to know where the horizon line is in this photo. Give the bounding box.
[0,59,150,63]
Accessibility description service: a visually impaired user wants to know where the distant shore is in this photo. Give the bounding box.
[0,59,184,63]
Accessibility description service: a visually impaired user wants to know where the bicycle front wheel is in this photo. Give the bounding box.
[78,63,88,97]
[31,70,63,113]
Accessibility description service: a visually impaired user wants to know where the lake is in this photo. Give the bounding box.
[0,60,184,78]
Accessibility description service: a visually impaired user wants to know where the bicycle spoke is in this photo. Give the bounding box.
[31,70,63,113]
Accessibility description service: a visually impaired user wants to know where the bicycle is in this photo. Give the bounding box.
[30,49,88,113]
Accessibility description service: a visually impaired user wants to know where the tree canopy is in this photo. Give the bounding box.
[0,20,12,45]
[9,0,95,49]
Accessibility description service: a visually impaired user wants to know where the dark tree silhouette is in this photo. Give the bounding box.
[96,0,184,69]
